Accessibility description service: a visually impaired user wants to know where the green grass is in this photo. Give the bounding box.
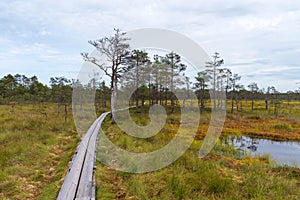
[0,103,79,199]
[1,100,300,199]
[273,123,292,132]
[95,105,300,199]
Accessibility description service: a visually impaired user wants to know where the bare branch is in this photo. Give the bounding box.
[81,52,112,78]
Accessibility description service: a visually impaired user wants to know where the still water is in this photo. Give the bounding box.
[221,135,300,167]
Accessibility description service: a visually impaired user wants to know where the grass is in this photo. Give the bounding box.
[0,103,79,199]
[204,100,300,141]
[95,104,300,199]
[96,148,300,199]
[0,100,299,199]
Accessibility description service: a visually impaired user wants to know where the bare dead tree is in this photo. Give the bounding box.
[82,29,130,118]
[205,52,224,111]
[230,73,241,113]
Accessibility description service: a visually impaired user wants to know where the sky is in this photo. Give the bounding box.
[0,0,300,92]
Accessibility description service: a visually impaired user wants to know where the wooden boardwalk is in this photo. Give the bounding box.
[57,112,110,200]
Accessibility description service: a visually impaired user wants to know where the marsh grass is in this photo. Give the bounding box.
[96,105,300,199]
[0,103,79,199]
[2,100,298,199]
[215,100,300,141]
[273,123,292,132]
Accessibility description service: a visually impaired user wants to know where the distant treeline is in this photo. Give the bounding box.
[0,74,110,106]
[0,72,299,109]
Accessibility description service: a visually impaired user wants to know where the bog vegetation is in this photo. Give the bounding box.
[0,103,79,199]
[96,106,300,200]
[0,29,299,199]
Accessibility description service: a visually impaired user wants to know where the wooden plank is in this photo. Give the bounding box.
[76,112,109,199]
[57,112,110,200]
[57,117,101,200]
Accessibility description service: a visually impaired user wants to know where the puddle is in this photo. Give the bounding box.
[221,135,300,167]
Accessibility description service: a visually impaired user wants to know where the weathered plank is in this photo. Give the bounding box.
[57,112,109,200]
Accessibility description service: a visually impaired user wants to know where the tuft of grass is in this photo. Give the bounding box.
[168,174,187,200]
[273,123,292,132]
[129,179,150,199]
[248,115,261,120]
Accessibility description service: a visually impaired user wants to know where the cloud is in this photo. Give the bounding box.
[233,16,283,31]
[0,0,300,91]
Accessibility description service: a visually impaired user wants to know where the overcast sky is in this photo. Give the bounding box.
[1,0,300,92]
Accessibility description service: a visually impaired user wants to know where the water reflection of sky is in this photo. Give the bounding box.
[225,136,300,167]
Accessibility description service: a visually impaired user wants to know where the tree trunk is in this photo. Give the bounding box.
[135,90,139,108]
[142,97,145,106]
[111,72,117,122]
[64,104,67,122]
[231,96,234,113]
[103,92,107,108]
[240,101,243,112]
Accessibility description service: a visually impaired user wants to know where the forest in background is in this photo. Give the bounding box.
[1,59,300,115]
